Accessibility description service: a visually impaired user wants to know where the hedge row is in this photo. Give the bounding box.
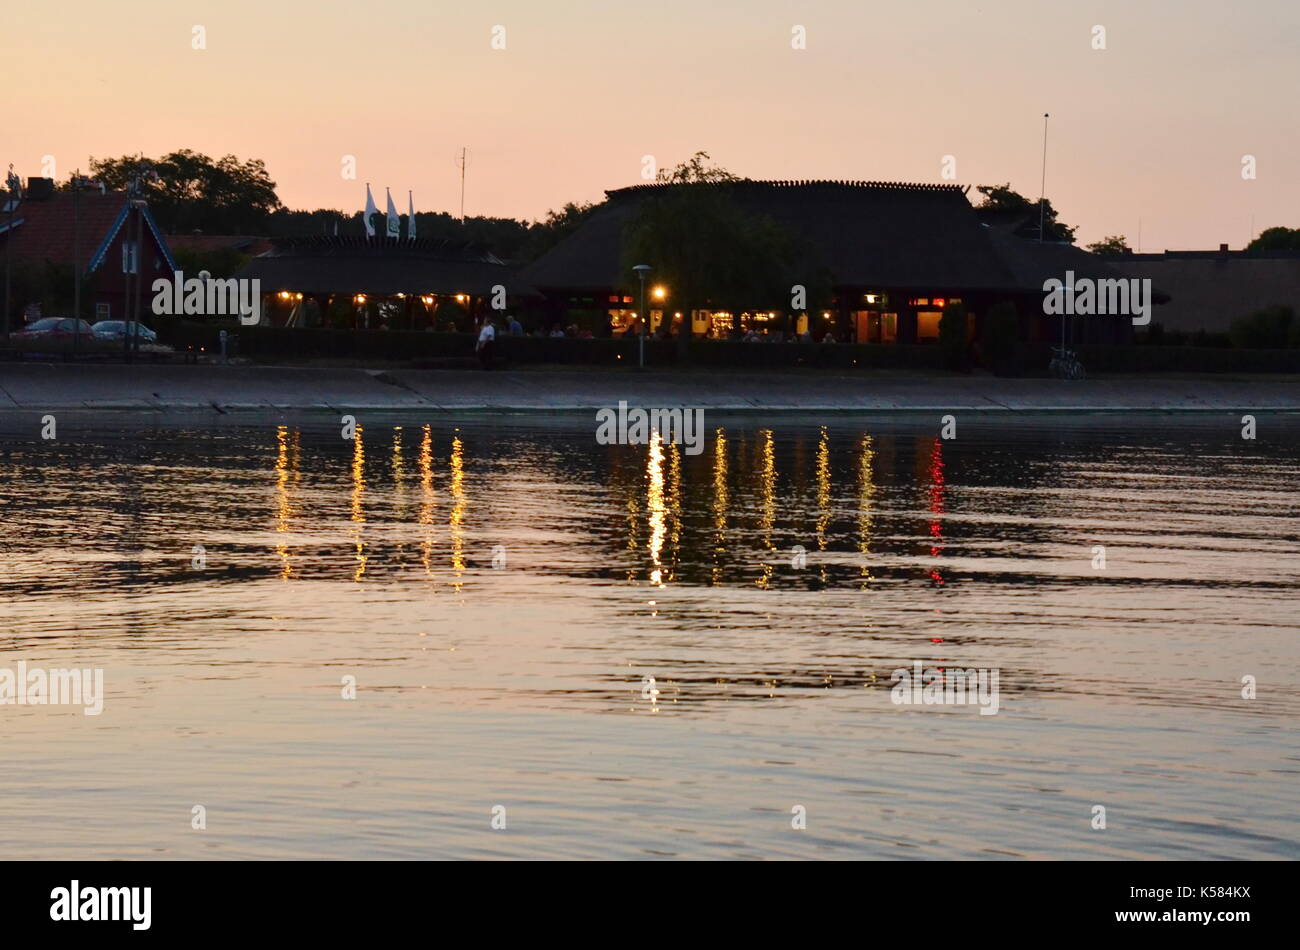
[1074,345,1300,373]
[155,322,946,369]
[150,322,1300,373]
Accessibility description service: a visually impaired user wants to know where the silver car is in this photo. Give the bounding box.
[91,320,158,343]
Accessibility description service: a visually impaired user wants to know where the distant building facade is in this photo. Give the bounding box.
[1109,246,1300,334]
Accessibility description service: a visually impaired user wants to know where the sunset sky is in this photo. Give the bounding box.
[8,0,1297,249]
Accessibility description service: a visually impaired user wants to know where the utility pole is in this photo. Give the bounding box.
[132,200,144,358]
[73,172,81,356]
[1039,113,1050,244]
[123,199,134,362]
[457,147,468,224]
[3,164,19,340]
[124,169,141,362]
[122,161,154,361]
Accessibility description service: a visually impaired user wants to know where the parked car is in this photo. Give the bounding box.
[91,320,158,343]
[12,317,95,340]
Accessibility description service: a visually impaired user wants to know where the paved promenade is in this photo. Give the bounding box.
[1,362,1297,413]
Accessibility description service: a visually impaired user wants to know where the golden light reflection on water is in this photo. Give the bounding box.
[449,433,466,590]
[418,424,435,578]
[858,434,876,587]
[647,431,666,587]
[351,426,367,581]
[274,425,297,580]
[756,429,776,589]
[259,424,947,590]
[711,428,728,586]
[667,441,682,584]
[620,449,641,582]
[816,426,831,585]
[391,426,406,522]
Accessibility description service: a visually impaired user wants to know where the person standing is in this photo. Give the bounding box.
[476,317,497,369]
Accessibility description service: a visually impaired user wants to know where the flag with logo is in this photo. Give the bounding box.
[364,184,378,238]
[385,188,400,238]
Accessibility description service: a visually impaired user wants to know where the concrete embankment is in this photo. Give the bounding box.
[0,362,1297,413]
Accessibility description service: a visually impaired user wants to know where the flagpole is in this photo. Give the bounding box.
[73,171,81,356]
[1039,113,1049,244]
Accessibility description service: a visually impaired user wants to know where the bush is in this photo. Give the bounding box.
[4,261,89,326]
[683,340,943,371]
[1139,324,1233,348]
[981,301,1025,376]
[171,247,250,281]
[1230,305,1294,349]
[938,301,968,371]
[1191,329,1233,349]
[1075,344,1300,373]
[1141,322,1168,345]
[8,334,118,356]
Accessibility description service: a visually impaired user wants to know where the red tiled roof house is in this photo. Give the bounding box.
[0,176,177,325]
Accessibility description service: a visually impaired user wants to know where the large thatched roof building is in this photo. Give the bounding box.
[520,179,1132,345]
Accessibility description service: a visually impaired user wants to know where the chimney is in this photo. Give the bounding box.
[26,177,55,200]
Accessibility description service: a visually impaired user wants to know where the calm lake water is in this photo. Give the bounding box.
[1,412,1297,859]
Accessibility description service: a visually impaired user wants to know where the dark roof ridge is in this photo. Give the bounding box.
[606,179,968,199]
[269,234,496,256]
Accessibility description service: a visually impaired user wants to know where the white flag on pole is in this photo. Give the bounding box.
[364,184,378,238]
[408,190,416,240]
[385,188,400,238]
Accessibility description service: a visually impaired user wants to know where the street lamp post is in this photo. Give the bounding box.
[633,264,652,369]
[1060,275,1072,369]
